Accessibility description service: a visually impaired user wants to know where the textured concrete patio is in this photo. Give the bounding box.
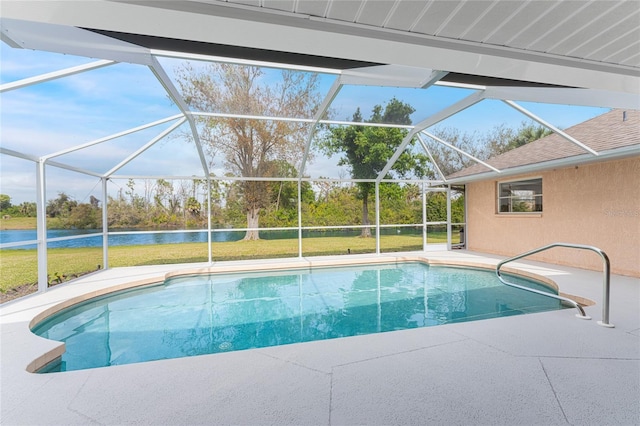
[1,251,638,425]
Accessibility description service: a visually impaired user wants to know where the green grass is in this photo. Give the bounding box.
[0,216,67,230]
[0,217,37,230]
[1,233,455,298]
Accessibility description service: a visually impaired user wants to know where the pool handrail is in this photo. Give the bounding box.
[496,243,614,328]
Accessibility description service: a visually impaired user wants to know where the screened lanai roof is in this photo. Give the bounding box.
[1,0,639,196]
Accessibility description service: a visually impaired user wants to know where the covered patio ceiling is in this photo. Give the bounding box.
[1,1,639,182]
[2,1,638,90]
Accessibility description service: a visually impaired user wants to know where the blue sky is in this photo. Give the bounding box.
[0,43,608,205]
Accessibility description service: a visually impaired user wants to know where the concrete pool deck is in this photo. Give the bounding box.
[1,250,638,425]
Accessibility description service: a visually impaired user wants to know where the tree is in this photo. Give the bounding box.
[185,197,201,216]
[153,179,179,226]
[429,122,553,176]
[302,184,362,228]
[46,192,77,218]
[68,203,101,229]
[19,202,37,217]
[379,183,422,225]
[0,194,11,211]
[175,63,320,240]
[321,98,430,237]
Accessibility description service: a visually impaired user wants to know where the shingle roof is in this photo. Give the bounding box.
[446,109,640,180]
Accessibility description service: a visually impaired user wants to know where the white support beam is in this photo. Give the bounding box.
[206,178,212,264]
[446,186,452,250]
[299,78,343,177]
[196,112,413,129]
[422,131,502,174]
[35,160,47,293]
[376,90,485,182]
[45,160,104,178]
[416,134,447,182]
[375,181,380,254]
[376,132,415,182]
[107,174,208,180]
[321,119,412,129]
[195,112,414,129]
[434,80,486,91]
[148,57,211,177]
[420,70,450,88]
[195,112,315,124]
[0,147,39,162]
[43,114,183,161]
[411,90,486,132]
[104,118,186,177]
[422,182,427,251]
[503,100,599,156]
[297,179,303,258]
[101,177,109,270]
[0,59,115,93]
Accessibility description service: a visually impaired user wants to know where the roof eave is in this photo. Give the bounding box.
[446,145,640,185]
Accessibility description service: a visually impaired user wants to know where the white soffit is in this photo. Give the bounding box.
[0,17,153,65]
[484,86,640,110]
[340,65,448,88]
[1,0,638,95]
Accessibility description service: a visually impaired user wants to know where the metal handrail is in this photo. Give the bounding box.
[496,243,613,328]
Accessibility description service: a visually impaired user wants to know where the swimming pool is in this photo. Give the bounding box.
[32,262,565,372]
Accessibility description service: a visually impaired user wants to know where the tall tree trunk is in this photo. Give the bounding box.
[361,191,371,238]
[244,207,260,240]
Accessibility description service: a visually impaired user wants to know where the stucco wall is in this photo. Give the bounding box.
[466,156,640,277]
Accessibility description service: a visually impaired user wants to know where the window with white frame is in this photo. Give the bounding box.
[497,178,542,213]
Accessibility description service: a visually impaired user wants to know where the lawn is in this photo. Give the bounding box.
[1,233,452,302]
[0,217,37,230]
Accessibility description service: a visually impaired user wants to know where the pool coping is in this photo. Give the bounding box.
[21,253,591,373]
[2,250,638,425]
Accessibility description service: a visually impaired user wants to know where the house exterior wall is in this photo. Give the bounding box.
[465,156,640,277]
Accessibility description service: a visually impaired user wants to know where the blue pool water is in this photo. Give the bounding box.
[32,263,564,373]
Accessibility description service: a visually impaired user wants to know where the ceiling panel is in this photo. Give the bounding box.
[504,2,575,48]
[461,1,523,42]
[437,1,495,39]
[548,3,635,56]
[293,0,330,17]
[483,1,557,45]
[326,0,363,23]
[591,32,640,62]
[228,0,260,7]
[383,1,429,31]
[606,43,640,66]
[357,0,396,27]
[528,2,613,53]
[262,0,295,13]
[411,1,463,35]
[570,14,640,61]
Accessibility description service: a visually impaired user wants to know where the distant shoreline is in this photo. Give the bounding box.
[0,217,36,230]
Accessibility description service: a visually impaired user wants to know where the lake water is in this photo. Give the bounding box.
[0,227,427,249]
